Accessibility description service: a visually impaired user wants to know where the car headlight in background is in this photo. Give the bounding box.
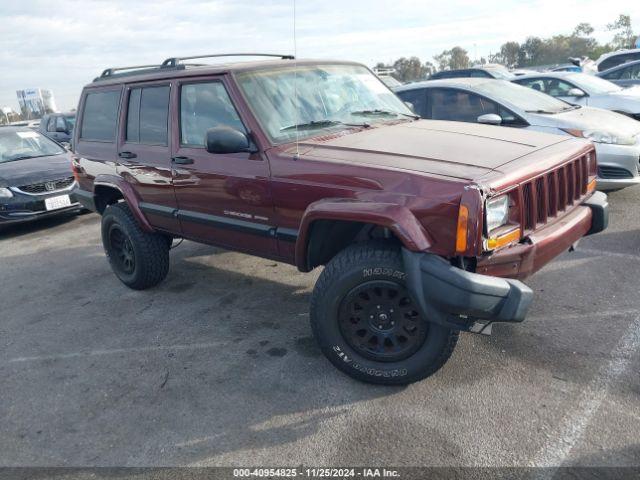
[0,187,13,198]
[485,195,509,232]
[562,128,635,146]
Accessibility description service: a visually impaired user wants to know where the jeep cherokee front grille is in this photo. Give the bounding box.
[520,153,590,232]
[15,177,75,195]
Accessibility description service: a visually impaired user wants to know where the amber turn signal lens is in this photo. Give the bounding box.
[486,228,521,251]
[455,204,469,253]
[587,178,596,193]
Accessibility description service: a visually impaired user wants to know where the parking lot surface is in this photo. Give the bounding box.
[1,188,639,468]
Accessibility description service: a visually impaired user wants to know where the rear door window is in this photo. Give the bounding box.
[80,90,121,142]
[397,89,427,117]
[125,86,170,145]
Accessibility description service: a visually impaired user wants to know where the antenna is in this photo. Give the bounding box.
[293,0,300,160]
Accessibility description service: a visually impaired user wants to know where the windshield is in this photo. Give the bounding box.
[567,73,622,94]
[65,116,76,129]
[475,80,574,114]
[236,64,415,143]
[0,130,66,163]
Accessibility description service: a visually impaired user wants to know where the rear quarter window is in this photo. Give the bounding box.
[80,90,121,142]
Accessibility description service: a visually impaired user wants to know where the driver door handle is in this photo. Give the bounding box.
[118,151,137,159]
[172,156,194,165]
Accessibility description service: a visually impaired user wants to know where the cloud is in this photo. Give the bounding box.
[1,0,638,110]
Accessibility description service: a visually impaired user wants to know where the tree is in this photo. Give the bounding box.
[500,42,520,67]
[518,36,543,66]
[391,57,430,82]
[573,23,594,37]
[607,14,635,49]
[433,46,469,71]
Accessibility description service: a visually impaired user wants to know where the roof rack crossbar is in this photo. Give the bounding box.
[161,53,294,67]
[100,64,163,78]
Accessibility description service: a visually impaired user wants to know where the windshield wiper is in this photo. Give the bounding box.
[350,109,420,120]
[280,119,368,132]
[525,109,559,114]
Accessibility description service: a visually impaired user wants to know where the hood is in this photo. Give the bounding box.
[529,106,640,137]
[296,120,573,181]
[0,153,73,187]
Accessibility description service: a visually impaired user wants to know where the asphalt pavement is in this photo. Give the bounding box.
[1,188,639,469]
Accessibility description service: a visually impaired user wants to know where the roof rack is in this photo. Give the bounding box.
[99,64,162,78]
[161,53,294,67]
[94,53,294,82]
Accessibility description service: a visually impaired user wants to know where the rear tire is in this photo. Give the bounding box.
[310,241,458,385]
[101,202,170,290]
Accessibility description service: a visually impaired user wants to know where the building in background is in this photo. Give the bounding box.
[16,88,58,119]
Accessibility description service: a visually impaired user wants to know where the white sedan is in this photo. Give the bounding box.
[512,72,640,122]
[395,78,640,191]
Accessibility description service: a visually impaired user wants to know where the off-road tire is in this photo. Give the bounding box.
[101,202,170,290]
[310,241,458,385]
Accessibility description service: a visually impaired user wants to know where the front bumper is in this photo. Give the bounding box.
[402,249,533,332]
[595,141,640,191]
[0,190,81,225]
[400,192,608,332]
[476,192,608,280]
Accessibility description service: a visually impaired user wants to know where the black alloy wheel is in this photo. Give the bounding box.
[108,225,136,275]
[338,280,428,362]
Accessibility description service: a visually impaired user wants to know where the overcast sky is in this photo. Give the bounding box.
[1,0,639,111]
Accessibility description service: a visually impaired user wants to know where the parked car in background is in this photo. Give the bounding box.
[595,48,640,72]
[430,65,514,80]
[373,67,403,88]
[39,112,76,146]
[597,59,640,88]
[550,64,582,73]
[5,120,40,129]
[395,78,640,191]
[0,127,80,227]
[511,69,538,76]
[512,72,640,121]
[72,54,607,385]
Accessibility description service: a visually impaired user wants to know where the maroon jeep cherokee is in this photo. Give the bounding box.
[72,55,608,385]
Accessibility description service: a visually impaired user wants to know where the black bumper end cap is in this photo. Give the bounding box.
[402,249,534,330]
[74,188,97,212]
[583,191,608,236]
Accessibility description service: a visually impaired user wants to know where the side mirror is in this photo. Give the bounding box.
[477,113,503,125]
[404,101,415,111]
[567,88,586,97]
[205,127,252,154]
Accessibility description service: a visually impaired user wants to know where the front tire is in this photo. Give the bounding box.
[101,202,170,290]
[310,242,458,385]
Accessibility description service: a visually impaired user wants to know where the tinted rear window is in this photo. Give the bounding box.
[125,86,169,145]
[80,90,121,142]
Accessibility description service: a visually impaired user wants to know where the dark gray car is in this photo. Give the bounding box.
[597,59,640,88]
[0,127,80,226]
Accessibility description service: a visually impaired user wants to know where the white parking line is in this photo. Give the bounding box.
[579,248,640,262]
[528,308,638,322]
[529,314,640,475]
[7,341,225,363]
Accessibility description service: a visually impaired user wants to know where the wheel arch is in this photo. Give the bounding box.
[295,199,433,272]
[93,175,154,232]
